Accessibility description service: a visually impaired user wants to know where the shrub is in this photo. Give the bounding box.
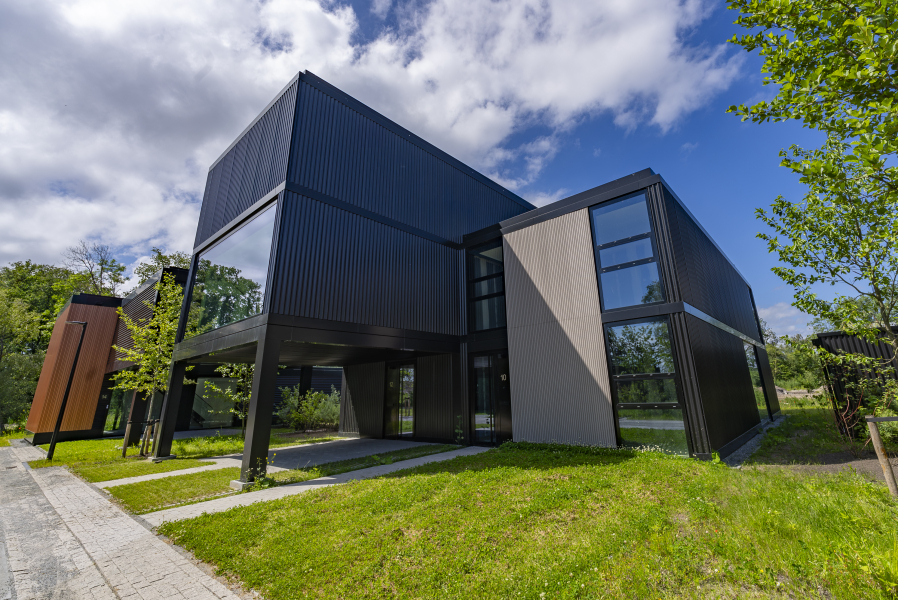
[276,385,341,431]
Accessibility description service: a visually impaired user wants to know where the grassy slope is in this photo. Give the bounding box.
[109,444,460,514]
[161,442,898,600]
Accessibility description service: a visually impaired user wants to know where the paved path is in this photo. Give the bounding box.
[93,438,433,489]
[143,445,490,526]
[0,443,241,600]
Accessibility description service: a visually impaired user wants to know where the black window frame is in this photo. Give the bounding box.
[603,315,694,456]
[589,191,667,313]
[467,239,508,333]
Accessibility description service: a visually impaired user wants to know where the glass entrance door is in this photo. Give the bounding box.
[471,350,512,445]
[384,363,415,438]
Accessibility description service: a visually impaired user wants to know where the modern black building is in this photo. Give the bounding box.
[153,71,781,481]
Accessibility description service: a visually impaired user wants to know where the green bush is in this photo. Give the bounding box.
[277,385,340,431]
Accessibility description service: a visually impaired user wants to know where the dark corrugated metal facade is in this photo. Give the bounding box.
[194,78,299,248]
[342,362,386,438]
[268,191,464,335]
[415,354,459,441]
[813,329,898,411]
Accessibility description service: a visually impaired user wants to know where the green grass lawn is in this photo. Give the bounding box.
[0,430,26,447]
[160,442,898,600]
[108,444,460,514]
[27,431,343,482]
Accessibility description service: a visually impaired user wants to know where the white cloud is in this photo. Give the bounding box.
[371,0,393,19]
[758,302,811,336]
[0,0,742,271]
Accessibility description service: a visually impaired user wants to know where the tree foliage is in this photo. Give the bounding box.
[728,0,898,365]
[64,240,128,297]
[203,363,254,438]
[277,385,341,431]
[133,247,192,285]
[111,273,183,399]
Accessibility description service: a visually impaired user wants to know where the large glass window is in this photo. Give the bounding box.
[468,240,507,331]
[605,318,689,455]
[591,193,664,311]
[186,204,277,338]
[744,343,772,422]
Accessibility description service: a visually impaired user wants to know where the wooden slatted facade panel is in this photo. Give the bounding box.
[27,303,120,433]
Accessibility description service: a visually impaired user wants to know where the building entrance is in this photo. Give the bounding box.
[384,363,415,438]
[470,350,513,445]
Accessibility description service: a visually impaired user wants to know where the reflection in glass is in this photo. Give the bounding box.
[745,343,770,421]
[473,355,495,444]
[606,321,675,376]
[473,276,503,298]
[615,379,678,404]
[472,296,507,330]
[384,365,415,437]
[592,194,651,246]
[186,205,277,338]
[600,262,663,309]
[470,242,504,278]
[617,408,689,454]
[599,238,653,267]
[192,378,238,429]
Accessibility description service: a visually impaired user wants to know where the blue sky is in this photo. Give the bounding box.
[0,0,827,335]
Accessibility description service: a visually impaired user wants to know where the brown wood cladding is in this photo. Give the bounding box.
[105,285,157,373]
[27,303,120,433]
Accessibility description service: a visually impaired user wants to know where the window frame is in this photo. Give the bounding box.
[467,239,508,333]
[589,191,667,313]
[602,315,694,456]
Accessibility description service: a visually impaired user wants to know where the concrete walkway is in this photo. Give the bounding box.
[142,445,490,526]
[0,443,241,600]
[93,438,435,489]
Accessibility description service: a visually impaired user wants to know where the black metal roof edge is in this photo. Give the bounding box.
[813,325,898,339]
[208,72,302,172]
[193,183,285,255]
[499,169,659,235]
[298,71,534,211]
[656,175,751,288]
[68,293,122,308]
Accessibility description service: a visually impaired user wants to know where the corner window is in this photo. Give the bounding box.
[468,240,506,331]
[605,318,689,455]
[185,204,277,338]
[591,193,665,310]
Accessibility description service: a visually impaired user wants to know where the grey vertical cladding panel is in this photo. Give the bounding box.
[343,362,385,438]
[287,80,528,243]
[668,312,710,455]
[503,209,616,447]
[269,192,463,335]
[685,315,761,451]
[194,80,298,248]
[663,188,760,341]
[415,354,457,441]
[754,347,782,416]
[340,371,359,434]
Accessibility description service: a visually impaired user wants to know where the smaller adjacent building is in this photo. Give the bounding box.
[813,327,898,409]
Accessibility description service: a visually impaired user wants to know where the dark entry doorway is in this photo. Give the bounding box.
[384,363,415,438]
[470,350,512,445]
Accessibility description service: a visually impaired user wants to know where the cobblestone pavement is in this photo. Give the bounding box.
[143,445,491,527]
[0,444,242,600]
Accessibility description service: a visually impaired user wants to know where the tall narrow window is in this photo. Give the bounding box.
[186,203,277,338]
[468,240,506,331]
[591,193,664,310]
[744,343,771,422]
[605,318,689,455]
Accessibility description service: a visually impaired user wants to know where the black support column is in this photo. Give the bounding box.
[153,361,187,459]
[239,327,283,482]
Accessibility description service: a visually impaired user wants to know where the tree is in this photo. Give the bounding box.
[64,240,127,296]
[203,364,254,438]
[0,288,41,429]
[0,261,74,350]
[133,247,192,285]
[111,273,184,407]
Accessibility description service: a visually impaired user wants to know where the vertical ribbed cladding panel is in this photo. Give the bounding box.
[286,79,529,243]
[415,354,457,441]
[502,209,616,446]
[754,347,782,416]
[193,80,298,248]
[268,191,463,335]
[663,188,761,341]
[107,284,157,372]
[685,314,761,451]
[668,312,710,455]
[812,330,897,412]
[343,361,385,437]
[339,371,360,434]
[646,183,681,303]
